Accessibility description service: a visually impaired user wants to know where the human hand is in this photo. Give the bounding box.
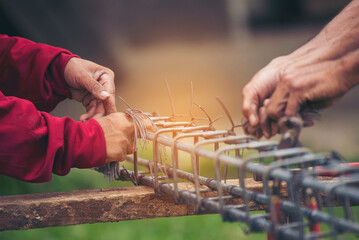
[64,57,116,122]
[242,56,288,137]
[95,112,134,163]
[242,0,359,138]
[95,112,157,163]
[243,48,359,138]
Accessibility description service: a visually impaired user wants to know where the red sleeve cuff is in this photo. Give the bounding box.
[47,114,107,177]
[47,53,78,100]
[44,52,80,107]
[71,118,107,169]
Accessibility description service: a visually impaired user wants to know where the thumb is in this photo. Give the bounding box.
[82,74,110,100]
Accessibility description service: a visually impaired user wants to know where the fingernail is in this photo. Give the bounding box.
[249,115,256,126]
[100,91,110,98]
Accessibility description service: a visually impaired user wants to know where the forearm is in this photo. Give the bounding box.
[281,0,359,90]
[0,92,106,183]
[290,0,359,59]
[0,35,77,112]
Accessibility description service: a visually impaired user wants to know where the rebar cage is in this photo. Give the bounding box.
[102,111,359,240]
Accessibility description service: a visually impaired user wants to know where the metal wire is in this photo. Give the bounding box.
[99,89,359,240]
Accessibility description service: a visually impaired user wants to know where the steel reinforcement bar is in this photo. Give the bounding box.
[111,114,359,240]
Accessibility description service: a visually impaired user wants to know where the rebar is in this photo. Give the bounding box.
[106,113,359,240]
[103,84,359,240]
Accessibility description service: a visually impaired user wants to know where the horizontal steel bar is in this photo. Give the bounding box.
[126,155,359,235]
[147,133,359,204]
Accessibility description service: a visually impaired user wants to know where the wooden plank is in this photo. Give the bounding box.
[0,185,192,231]
[0,179,264,231]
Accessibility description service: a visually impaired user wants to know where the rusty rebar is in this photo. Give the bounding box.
[102,83,359,239]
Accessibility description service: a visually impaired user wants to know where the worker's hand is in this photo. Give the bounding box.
[242,0,359,138]
[94,112,157,163]
[64,57,116,122]
[243,48,359,138]
[242,56,287,137]
[95,112,135,163]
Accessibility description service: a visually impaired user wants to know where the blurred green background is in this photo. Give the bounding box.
[1,0,359,239]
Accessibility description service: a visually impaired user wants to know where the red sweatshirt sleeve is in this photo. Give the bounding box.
[0,91,106,182]
[0,34,76,111]
[0,36,107,182]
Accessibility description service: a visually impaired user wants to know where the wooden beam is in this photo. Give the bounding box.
[0,179,265,231]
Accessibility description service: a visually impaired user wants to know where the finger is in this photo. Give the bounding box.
[259,106,271,138]
[244,120,263,138]
[263,98,270,107]
[98,73,117,114]
[81,73,110,101]
[243,123,250,136]
[79,99,98,122]
[80,112,92,122]
[270,121,279,136]
[104,96,117,115]
[242,87,259,127]
[263,98,278,136]
[267,83,290,120]
[303,118,314,127]
[242,117,251,135]
[284,93,301,116]
[300,109,317,127]
[97,72,116,114]
[93,100,106,119]
[81,92,94,108]
[244,120,257,136]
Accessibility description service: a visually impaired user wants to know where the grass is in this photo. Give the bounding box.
[0,214,264,240]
